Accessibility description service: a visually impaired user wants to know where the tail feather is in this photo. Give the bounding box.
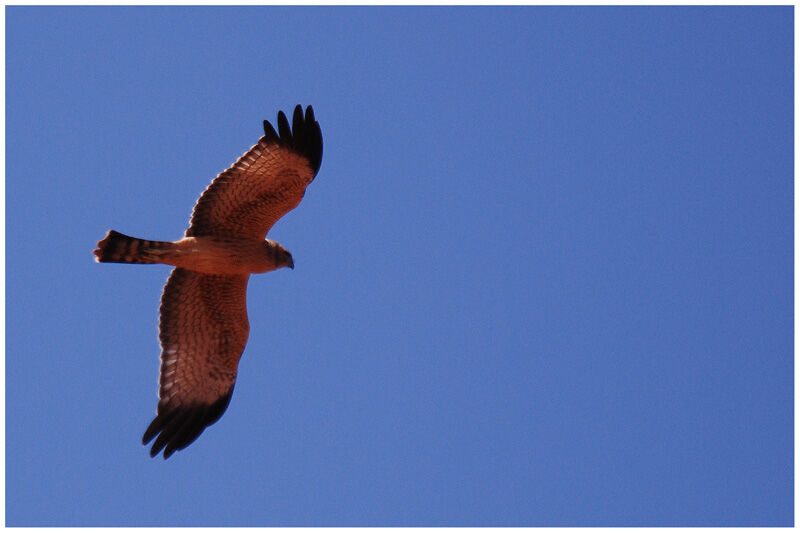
[94,230,172,264]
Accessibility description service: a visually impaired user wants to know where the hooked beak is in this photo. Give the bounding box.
[287,256,294,270]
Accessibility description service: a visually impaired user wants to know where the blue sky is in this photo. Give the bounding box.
[5,6,793,526]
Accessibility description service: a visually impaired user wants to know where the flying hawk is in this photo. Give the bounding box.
[94,105,323,459]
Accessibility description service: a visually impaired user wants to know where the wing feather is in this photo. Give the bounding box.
[186,105,323,239]
[143,267,250,458]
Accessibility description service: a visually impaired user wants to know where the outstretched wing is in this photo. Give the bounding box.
[142,268,250,459]
[186,105,323,240]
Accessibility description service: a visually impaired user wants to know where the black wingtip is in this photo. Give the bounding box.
[263,119,279,141]
[261,105,323,176]
[142,389,234,459]
[276,110,291,140]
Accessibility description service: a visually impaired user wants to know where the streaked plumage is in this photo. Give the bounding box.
[94,105,322,458]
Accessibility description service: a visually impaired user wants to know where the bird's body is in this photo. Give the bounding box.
[94,105,322,459]
[96,231,293,275]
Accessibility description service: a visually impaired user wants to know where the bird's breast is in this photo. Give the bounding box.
[166,236,275,275]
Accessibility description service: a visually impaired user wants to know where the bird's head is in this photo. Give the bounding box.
[283,250,295,270]
[265,239,294,270]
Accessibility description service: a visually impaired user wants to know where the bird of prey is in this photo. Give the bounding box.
[94,105,322,459]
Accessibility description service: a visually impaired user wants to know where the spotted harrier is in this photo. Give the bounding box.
[94,105,322,459]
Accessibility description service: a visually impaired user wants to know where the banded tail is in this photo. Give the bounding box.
[94,230,173,264]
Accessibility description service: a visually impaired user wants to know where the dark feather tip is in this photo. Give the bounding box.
[261,105,323,176]
[277,110,291,140]
[142,389,234,459]
[263,119,279,141]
